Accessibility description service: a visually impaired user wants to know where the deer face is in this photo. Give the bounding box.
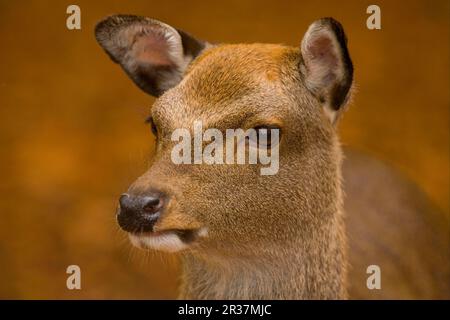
[95,15,353,256]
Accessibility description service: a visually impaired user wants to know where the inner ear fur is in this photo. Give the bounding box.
[300,17,353,119]
[95,15,207,97]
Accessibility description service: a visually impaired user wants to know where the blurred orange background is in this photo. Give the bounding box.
[0,0,448,298]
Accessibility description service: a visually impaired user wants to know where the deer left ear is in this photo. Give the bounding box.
[300,18,353,122]
[95,15,208,97]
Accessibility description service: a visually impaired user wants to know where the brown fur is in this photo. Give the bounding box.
[344,149,450,299]
[132,43,347,299]
[95,16,450,299]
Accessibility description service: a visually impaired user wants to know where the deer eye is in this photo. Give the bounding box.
[145,116,158,137]
[250,125,281,148]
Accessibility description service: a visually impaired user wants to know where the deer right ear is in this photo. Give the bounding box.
[300,18,353,122]
[95,15,208,97]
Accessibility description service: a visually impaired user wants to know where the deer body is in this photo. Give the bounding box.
[95,15,450,299]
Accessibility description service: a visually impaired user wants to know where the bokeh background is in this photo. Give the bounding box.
[0,0,448,299]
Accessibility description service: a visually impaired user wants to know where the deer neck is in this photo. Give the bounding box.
[179,209,347,299]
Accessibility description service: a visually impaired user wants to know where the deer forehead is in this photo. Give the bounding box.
[153,44,301,126]
[185,43,299,97]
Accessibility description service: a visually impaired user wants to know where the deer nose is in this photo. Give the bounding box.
[117,193,165,233]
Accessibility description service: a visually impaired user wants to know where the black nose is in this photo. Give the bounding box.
[117,193,165,233]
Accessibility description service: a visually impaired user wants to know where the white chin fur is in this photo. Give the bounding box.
[129,232,189,252]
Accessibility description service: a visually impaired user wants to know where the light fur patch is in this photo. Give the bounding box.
[128,228,208,252]
[129,232,188,252]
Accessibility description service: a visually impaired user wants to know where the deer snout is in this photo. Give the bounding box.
[117,192,165,233]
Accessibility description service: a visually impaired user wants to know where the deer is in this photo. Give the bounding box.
[95,15,450,299]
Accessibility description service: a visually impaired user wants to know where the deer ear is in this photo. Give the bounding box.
[300,18,353,122]
[95,15,208,97]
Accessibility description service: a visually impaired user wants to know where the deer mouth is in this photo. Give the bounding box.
[128,228,205,252]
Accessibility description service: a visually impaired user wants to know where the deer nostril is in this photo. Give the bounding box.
[142,196,162,215]
[117,192,166,233]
